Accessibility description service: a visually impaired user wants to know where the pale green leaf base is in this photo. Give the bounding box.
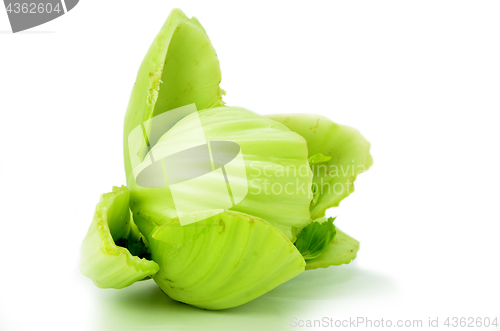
[134,209,305,310]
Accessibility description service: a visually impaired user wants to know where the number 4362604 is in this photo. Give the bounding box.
[6,3,62,14]
[444,317,498,328]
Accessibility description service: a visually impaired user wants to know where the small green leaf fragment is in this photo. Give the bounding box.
[305,227,360,270]
[294,217,336,260]
[308,153,331,165]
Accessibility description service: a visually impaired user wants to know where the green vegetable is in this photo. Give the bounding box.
[80,8,373,310]
[142,210,305,310]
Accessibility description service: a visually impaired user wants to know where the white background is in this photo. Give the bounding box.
[1,1,499,330]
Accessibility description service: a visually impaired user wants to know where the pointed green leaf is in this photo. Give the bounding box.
[123,8,225,179]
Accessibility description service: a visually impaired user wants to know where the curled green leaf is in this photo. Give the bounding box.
[80,186,159,289]
[267,114,373,219]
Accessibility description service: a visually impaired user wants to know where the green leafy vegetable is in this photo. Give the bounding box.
[80,8,373,310]
[294,217,337,260]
